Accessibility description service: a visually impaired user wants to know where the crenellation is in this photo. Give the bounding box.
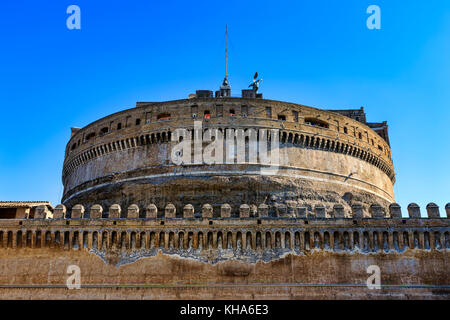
[370,204,384,218]
[351,204,363,218]
[109,204,121,218]
[333,204,345,218]
[239,204,250,218]
[53,204,66,219]
[165,203,176,218]
[127,204,139,219]
[408,203,421,218]
[25,202,450,221]
[90,204,103,219]
[314,205,326,218]
[71,204,84,219]
[389,203,402,218]
[183,204,194,218]
[202,204,213,218]
[146,204,158,218]
[258,203,269,217]
[220,203,231,218]
[426,203,440,218]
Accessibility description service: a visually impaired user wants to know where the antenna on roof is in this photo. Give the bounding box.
[217,25,231,97]
[225,24,228,80]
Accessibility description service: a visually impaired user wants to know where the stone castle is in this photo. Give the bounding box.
[0,83,448,299]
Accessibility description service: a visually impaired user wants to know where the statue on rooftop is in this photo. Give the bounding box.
[249,72,262,93]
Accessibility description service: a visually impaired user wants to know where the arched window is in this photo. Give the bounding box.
[117,123,122,130]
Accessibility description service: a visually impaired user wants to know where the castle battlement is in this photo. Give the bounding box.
[1,202,447,265]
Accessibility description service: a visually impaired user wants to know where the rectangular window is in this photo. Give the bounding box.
[266,107,272,118]
[145,112,152,124]
[216,105,223,117]
[278,115,286,121]
[292,111,298,122]
[242,105,248,117]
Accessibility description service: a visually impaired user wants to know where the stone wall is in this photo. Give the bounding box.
[0,202,448,299]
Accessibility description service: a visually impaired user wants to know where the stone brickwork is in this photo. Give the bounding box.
[0,201,448,299]
[61,98,395,214]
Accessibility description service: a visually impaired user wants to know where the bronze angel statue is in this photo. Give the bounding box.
[249,72,262,93]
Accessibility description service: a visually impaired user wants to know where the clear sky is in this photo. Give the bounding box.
[0,0,449,216]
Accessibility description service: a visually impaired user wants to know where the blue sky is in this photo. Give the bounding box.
[0,0,449,216]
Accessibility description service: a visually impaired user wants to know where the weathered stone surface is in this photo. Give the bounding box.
[351,204,363,218]
[370,204,385,218]
[53,204,66,219]
[183,204,194,218]
[389,203,402,218]
[201,204,213,218]
[258,204,269,217]
[34,205,49,219]
[146,204,157,219]
[239,204,250,218]
[221,204,231,218]
[61,99,395,215]
[408,203,421,218]
[109,204,121,219]
[333,204,345,218]
[0,250,443,299]
[165,203,176,218]
[315,206,326,218]
[71,204,84,219]
[127,204,139,219]
[426,203,440,218]
[296,206,307,218]
[90,204,103,219]
[0,211,448,300]
[275,204,287,217]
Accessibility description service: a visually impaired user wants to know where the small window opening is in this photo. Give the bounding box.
[304,118,328,128]
[157,113,171,121]
[85,132,95,141]
[100,127,108,136]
